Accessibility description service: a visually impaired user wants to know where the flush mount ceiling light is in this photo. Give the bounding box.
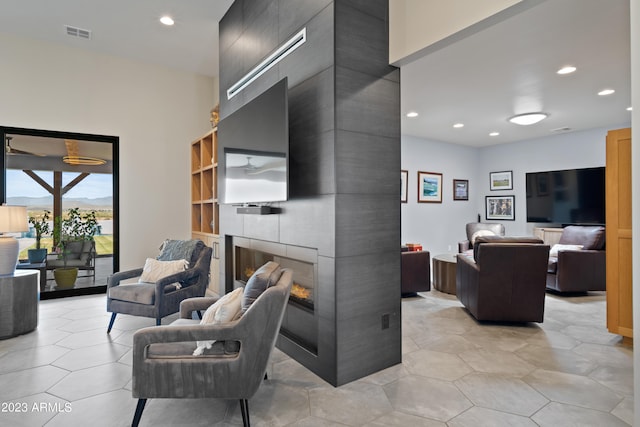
[627,107,633,111]
[453,123,464,128]
[489,132,500,136]
[557,66,576,75]
[160,16,174,26]
[598,89,615,96]
[508,112,548,126]
[406,112,418,118]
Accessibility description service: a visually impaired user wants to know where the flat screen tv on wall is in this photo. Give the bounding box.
[218,77,289,205]
[525,166,605,225]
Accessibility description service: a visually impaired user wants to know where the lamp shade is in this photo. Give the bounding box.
[0,205,28,233]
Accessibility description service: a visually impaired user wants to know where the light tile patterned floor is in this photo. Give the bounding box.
[0,290,632,426]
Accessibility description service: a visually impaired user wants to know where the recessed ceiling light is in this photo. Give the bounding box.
[406,112,418,118]
[627,106,633,111]
[160,16,175,26]
[557,66,576,75]
[489,132,500,136]
[598,89,615,96]
[453,123,464,128]
[508,112,548,126]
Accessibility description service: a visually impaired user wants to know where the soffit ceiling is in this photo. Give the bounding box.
[0,0,631,148]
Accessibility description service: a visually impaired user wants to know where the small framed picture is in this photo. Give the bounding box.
[490,170,513,191]
[453,179,469,201]
[486,195,515,221]
[401,170,408,203]
[417,171,443,203]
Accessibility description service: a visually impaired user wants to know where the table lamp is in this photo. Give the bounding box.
[0,205,28,276]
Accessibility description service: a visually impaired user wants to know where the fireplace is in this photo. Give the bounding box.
[233,243,318,354]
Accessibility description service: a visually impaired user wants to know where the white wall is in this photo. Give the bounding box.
[478,126,627,235]
[0,32,215,268]
[401,125,629,257]
[389,0,523,64]
[401,135,480,255]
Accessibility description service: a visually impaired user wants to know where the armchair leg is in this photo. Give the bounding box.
[239,399,250,427]
[107,313,117,333]
[132,398,147,427]
[196,310,203,320]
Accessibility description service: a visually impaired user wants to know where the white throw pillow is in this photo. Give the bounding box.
[193,287,244,356]
[549,244,584,257]
[138,258,188,283]
[471,229,495,245]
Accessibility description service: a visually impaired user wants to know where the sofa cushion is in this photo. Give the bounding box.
[241,261,281,314]
[108,283,156,305]
[559,226,605,250]
[139,258,188,283]
[471,229,496,245]
[549,244,583,257]
[193,287,244,355]
[473,235,544,262]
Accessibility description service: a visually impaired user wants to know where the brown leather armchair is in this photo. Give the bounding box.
[456,236,549,322]
[458,222,505,253]
[401,250,431,295]
[546,226,606,293]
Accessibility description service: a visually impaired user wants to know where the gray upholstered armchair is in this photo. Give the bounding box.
[106,239,212,333]
[458,222,505,253]
[130,268,293,427]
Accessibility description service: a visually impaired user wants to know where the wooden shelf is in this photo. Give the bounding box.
[191,127,220,294]
[190,128,219,235]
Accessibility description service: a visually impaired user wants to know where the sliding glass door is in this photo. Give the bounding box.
[1,126,119,299]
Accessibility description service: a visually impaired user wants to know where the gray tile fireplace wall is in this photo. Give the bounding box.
[218,0,400,386]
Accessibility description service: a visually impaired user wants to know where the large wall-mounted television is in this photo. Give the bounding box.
[218,77,288,205]
[525,166,605,225]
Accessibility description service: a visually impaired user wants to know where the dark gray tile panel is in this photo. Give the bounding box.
[336,66,400,139]
[219,0,244,56]
[335,2,397,81]
[290,130,335,197]
[279,0,333,41]
[335,129,399,195]
[279,196,335,258]
[288,67,335,139]
[335,193,400,257]
[279,3,334,88]
[338,0,389,21]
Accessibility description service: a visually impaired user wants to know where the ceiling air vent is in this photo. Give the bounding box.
[550,127,572,133]
[66,25,92,39]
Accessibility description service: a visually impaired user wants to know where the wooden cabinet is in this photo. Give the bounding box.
[191,128,220,294]
[606,127,632,342]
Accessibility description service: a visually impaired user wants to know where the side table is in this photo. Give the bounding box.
[432,253,457,295]
[0,270,39,339]
[16,261,47,292]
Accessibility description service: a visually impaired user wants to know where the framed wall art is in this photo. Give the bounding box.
[486,195,515,220]
[401,170,408,203]
[453,179,469,201]
[490,170,513,191]
[418,171,442,203]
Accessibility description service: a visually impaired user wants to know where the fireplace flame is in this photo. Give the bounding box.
[291,282,311,300]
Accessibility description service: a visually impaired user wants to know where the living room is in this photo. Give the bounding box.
[0,0,638,426]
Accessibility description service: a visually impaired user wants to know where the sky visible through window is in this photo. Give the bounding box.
[7,169,112,199]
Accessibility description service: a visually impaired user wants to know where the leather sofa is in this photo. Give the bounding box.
[546,225,606,293]
[457,236,549,322]
[401,249,431,296]
[458,222,505,253]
